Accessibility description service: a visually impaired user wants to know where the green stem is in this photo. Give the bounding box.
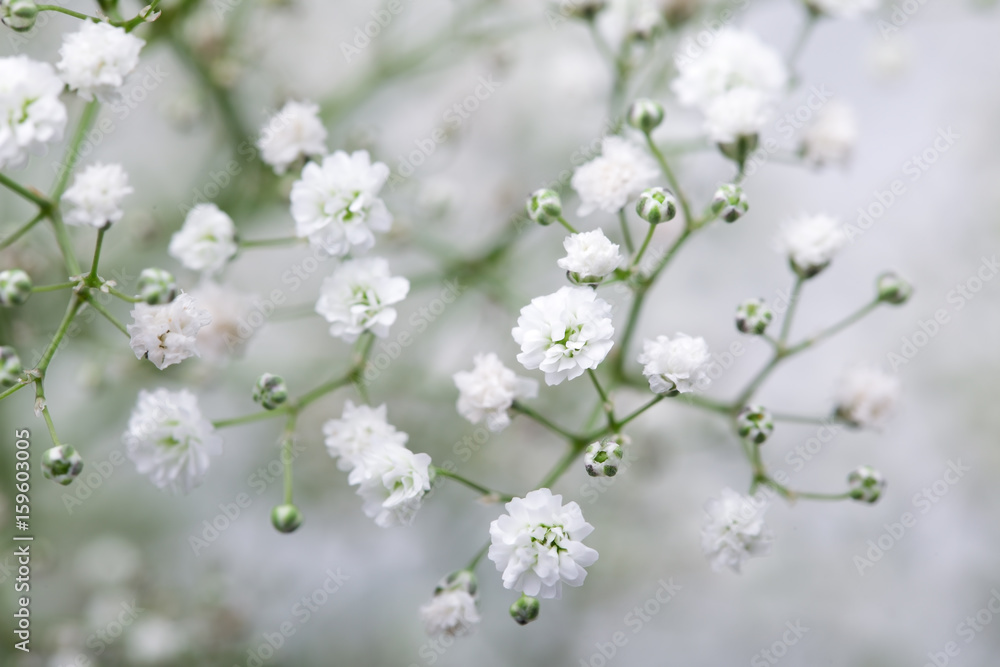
[32,282,77,293]
[87,227,107,283]
[0,381,30,402]
[212,408,288,429]
[83,294,129,337]
[615,394,664,429]
[52,100,101,198]
[536,441,588,490]
[784,300,881,355]
[108,286,142,303]
[281,414,297,505]
[466,542,491,571]
[587,368,616,429]
[433,467,512,501]
[556,216,578,234]
[46,209,83,277]
[617,209,635,254]
[0,173,52,210]
[778,276,805,345]
[35,382,61,446]
[770,412,834,425]
[643,131,694,226]
[36,296,84,373]
[682,393,735,414]
[631,222,657,268]
[511,401,583,442]
[239,236,304,249]
[0,212,46,250]
[36,4,101,21]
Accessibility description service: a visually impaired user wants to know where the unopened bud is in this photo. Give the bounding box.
[635,187,677,224]
[434,569,477,596]
[0,346,23,388]
[736,405,774,445]
[526,189,562,226]
[627,98,664,134]
[711,184,748,223]
[509,594,540,626]
[0,269,32,306]
[253,373,288,410]
[136,268,177,305]
[584,438,624,477]
[271,504,303,533]
[847,465,885,504]
[3,0,38,32]
[42,445,84,486]
[876,272,912,305]
[735,298,773,335]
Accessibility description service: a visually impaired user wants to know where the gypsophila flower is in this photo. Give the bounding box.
[876,271,913,305]
[188,281,255,362]
[2,0,38,32]
[315,257,409,342]
[704,87,773,144]
[57,21,144,101]
[835,366,900,428]
[736,406,774,445]
[420,590,480,638]
[0,55,67,169]
[123,388,223,494]
[712,183,749,223]
[127,293,212,370]
[41,445,84,485]
[570,136,659,216]
[701,487,773,573]
[169,204,238,275]
[323,401,409,471]
[62,163,133,228]
[512,286,615,386]
[584,438,624,477]
[778,213,846,278]
[847,465,886,503]
[454,353,539,432]
[806,0,879,19]
[290,150,392,256]
[349,443,432,528]
[638,333,711,395]
[257,100,327,174]
[489,488,599,599]
[801,100,858,166]
[636,187,677,224]
[557,228,623,283]
[735,298,773,335]
[672,29,787,111]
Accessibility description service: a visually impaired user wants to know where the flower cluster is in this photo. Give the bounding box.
[453,353,538,432]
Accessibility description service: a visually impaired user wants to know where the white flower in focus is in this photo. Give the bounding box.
[704,87,773,144]
[638,333,712,394]
[570,136,659,216]
[835,365,900,428]
[419,589,481,638]
[169,204,238,275]
[348,444,432,528]
[807,0,879,19]
[557,228,623,281]
[123,388,223,493]
[453,353,539,432]
[62,163,133,228]
[672,29,787,110]
[777,213,846,277]
[488,488,599,599]
[0,56,67,169]
[257,100,327,174]
[323,401,408,471]
[127,293,212,370]
[701,487,773,573]
[57,22,144,101]
[512,286,615,386]
[315,257,409,342]
[188,281,255,362]
[290,150,392,256]
[801,100,858,166]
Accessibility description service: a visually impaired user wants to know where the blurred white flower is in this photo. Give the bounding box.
[453,353,538,432]
[488,488,599,599]
[169,204,238,275]
[807,0,879,19]
[557,228,623,280]
[0,55,67,169]
[701,487,773,573]
[127,293,212,370]
[74,536,141,588]
[801,100,858,166]
[57,21,144,101]
[123,388,222,493]
[188,281,255,362]
[62,163,133,228]
[777,213,846,278]
[323,401,408,471]
[835,365,900,428]
[125,615,188,664]
[348,442,432,528]
[672,28,787,111]
[315,257,409,342]
[257,100,327,174]
[420,589,480,638]
[290,150,392,256]
[638,333,711,394]
[704,87,773,144]
[512,286,615,386]
[571,136,659,216]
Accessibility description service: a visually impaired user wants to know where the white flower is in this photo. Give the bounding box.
[62,163,133,228]
[420,589,480,638]
[127,293,212,370]
[0,56,67,169]
[57,22,144,101]
[570,136,659,216]
[701,487,773,573]
[257,100,327,174]
[512,286,615,386]
[168,203,238,275]
[777,213,846,277]
[488,488,599,599]
[672,29,787,111]
[801,100,858,166]
[638,333,711,394]
[290,150,392,256]
[807,0,879,19]
[188,281,255,362]
[349,443,432,528]
[453,353,538,432]
[323,401,409,471]
[557,228,623,280]
[123,388,223,494]
[835,365,900,428]
[315,257,409,342]
[704,87,773,144]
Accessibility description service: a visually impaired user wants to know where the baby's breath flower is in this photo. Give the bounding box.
[571,137,659,217]
[57,22,144,101]
[453,353,538,432]
[701,488,773,573]
[638,333,711,395]
[257,100,327,175]
[62,163,133,229]
[0,55,67,169]
[127,293,212,370]
[169,204,238,275]
[315,257,409,342]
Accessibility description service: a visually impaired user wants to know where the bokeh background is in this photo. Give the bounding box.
[2,0,1000,665]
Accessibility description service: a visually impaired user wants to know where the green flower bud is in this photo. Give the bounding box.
[434,569,477,596]
[635,187,677,224]
[0,346,23,388]
[271,504,303,533]
[584,438,624,478]
[847,465,885,504]
[136,268,178,305]
[711,184,749,223]
[627,98,665,134]
[509,594,540,626]
[735,298,773,335]
[42,445,84,486]
[526,189,562,226]
[718,134,759,168]
[3,0,38,32]
[876,272,912,306]
[253,373,288,410]
[0,269,32,307]
[736,405,774,445]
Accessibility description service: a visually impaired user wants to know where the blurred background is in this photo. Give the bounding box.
[2,0,999,665]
